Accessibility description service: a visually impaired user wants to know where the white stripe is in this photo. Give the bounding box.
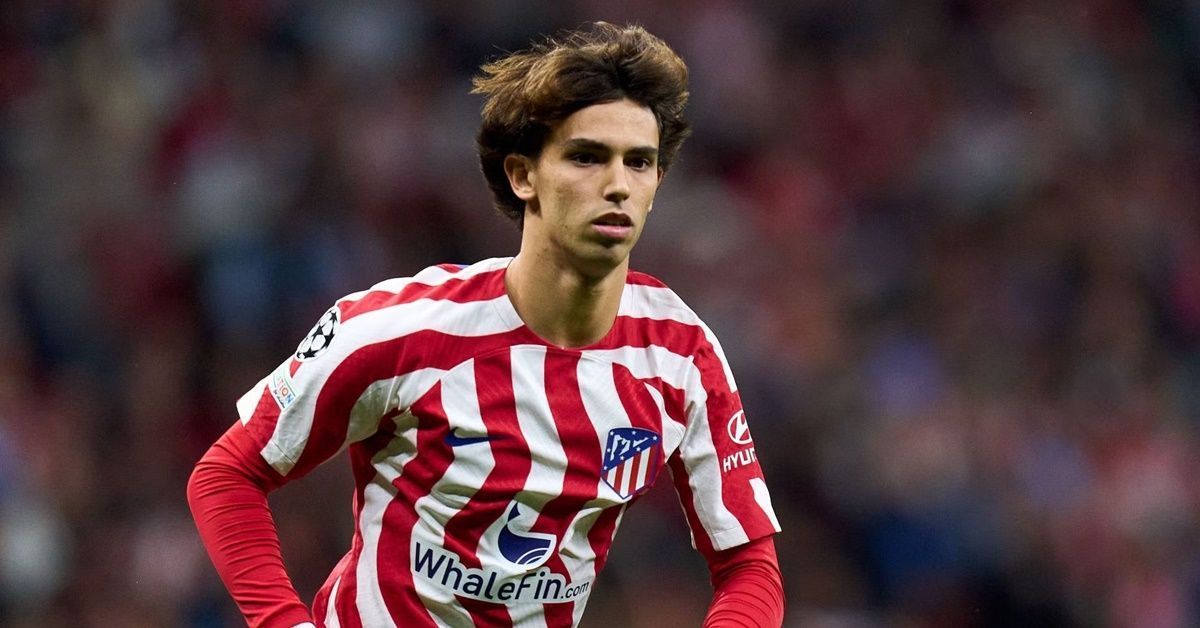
[624,348,751,549]
[364,410,420,486]
[590,348,748,550]
[676,416,750,550]
[582,344,695,392]
[750,477,781,531]
[629,459,640,494]
[570,503,628,627]
[577,355,635,497]
[508,346,563,512]
[562,356,643,613]
[344,368,445,456]
[580,348,692,465]
[323,575,342,628]
[410,359,491,627]
[253,296,519,474]
[342,257,509,303]
[618,459,632,496]
[641,383,687,463]
[355,481,399,628]
[503,346,561,628]
[618,284,738,392]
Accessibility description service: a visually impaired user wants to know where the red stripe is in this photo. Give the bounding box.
[668,450,716,556]
[600,318,778,543]
[626,452,645,494]
[584,506,624,575]
[338,268,506,322]
[594,316,705,354]
[610,364,667,498]
[287,328,529,478]
[458,595,512,627]
[630,376,687,428]
[332,561,363,628]
[241,388,284,461]
[439,351,525,628]
[533,351,599,626]
[312,411,402,628]
[626,270,667,287]
[440,351,529,563]
[611,461,626,495]
[310,550,357,628]
[376,384,451,627]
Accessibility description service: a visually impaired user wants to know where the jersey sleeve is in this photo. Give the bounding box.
[668,327,781,553]
[702,536,785,627]
[235,300,403,479]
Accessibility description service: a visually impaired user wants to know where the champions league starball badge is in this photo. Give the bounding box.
[295,306,340,361]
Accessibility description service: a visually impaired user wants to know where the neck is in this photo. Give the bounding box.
[505,249,627,349]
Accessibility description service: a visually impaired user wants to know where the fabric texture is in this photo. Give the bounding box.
[189,258,780,627]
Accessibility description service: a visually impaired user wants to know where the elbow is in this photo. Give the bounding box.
[186,429,281,517]
[186,453,224,518]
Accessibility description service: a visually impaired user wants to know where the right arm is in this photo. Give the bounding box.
[190,272,462,626]
[187,302,388,627]
[186,420,315,627]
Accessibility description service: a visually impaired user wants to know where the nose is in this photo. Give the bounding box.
[603,160,631,204]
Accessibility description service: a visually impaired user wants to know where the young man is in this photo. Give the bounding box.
[188,23,783,627]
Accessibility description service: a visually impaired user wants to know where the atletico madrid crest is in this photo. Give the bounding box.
[601,427,661,499]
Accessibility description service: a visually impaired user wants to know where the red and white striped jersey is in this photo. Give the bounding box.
[235,257,781,627]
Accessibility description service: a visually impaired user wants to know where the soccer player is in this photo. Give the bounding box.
[187,22,783,627]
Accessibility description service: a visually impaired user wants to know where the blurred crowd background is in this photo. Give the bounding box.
[1,1,1199,626]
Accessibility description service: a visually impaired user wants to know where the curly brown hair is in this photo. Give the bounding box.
[472,22,691,227]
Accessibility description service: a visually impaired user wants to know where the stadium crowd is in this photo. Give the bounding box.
[0,1,1198,626]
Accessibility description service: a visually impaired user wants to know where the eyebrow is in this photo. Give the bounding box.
[560,138,659,158]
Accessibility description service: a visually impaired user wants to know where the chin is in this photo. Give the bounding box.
[570,245,631,278]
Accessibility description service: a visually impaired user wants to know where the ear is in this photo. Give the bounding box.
[504,154,537,202]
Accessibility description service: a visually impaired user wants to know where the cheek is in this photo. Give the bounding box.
[637,182,658,212]
[547,180,587,220]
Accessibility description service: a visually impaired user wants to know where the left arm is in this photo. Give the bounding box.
[666,316,784,624]
[700,536,785,627]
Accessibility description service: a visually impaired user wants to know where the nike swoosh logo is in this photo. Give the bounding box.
[445,429,496,447]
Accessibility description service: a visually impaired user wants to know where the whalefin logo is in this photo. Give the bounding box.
[602,427,661,499]
[498,503,555,567]
[411,501,590,604]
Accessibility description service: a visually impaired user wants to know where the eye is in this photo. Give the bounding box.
[569,152,599,165]
[626,156,653,171]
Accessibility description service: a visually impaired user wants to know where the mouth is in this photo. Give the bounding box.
[590,212,635,241]
[591,212,634,228]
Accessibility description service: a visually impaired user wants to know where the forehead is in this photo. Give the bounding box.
[548,99,659,149]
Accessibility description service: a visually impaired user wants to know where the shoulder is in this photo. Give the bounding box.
[335,258,511,322]
[283,259,513,390]
[619,269,739,387]
[621,269,703,328]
